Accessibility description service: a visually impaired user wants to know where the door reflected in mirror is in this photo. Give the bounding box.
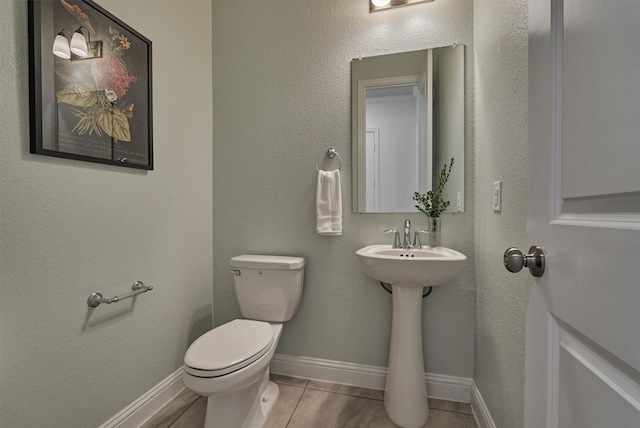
[351,45,464,214]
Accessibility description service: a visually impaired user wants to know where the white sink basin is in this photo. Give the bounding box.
[356,244,466,287]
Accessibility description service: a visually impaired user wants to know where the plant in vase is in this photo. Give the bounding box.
[413,158,454,247]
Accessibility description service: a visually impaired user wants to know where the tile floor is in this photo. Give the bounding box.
[141,374,478,428]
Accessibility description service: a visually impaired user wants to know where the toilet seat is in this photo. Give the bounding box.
[184,319,274,378]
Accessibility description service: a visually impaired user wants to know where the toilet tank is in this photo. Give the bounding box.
[230,255,306,322]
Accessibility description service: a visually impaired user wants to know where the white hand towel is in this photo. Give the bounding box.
[316,169,342,236]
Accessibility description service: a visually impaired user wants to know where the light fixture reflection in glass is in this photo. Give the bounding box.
[52,27,90,59]
[69,28,88,57]
[52,31,71,59]
[370,0,433,12]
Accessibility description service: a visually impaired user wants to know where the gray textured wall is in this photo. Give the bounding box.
[0,1,213,426]
[0,0,532,425]
[474,0,529,427]
[212,0,475,377]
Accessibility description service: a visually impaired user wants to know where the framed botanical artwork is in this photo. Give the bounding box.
[28,0,153,170]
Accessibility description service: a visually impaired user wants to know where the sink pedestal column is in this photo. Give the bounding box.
[384,284,429,428]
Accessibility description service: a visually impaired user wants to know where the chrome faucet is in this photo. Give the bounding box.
[384,220,427,249]
[403,220,411,249]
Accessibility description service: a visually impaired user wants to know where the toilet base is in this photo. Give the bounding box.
[203,372,280,428]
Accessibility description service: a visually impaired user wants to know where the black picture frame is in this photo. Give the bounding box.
[28,0,153,170]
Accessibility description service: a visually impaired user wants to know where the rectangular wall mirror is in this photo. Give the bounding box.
[351,45,464,213]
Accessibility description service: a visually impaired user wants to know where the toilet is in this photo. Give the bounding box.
[183,255,306,428]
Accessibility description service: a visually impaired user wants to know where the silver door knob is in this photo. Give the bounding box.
[503,246,545,277]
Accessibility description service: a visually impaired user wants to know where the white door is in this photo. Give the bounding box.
[524,1,640,427]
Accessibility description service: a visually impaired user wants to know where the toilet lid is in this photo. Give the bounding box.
[184,319,273,376]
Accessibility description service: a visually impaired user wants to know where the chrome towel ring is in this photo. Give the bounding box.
[316,148,342,171]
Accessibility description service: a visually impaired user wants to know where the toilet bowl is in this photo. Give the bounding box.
[183,255,305,428]
[183,321,283,428]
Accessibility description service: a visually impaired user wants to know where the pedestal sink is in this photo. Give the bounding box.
[356,245,466,428]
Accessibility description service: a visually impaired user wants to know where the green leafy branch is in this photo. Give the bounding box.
[413,158,454,218]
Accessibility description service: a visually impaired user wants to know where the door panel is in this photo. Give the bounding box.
[561,0,640,198]
[525,0,640,427]
[556,326,640,428]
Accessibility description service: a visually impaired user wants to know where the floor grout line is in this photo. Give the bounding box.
[303,387,384,401]
[167,395,201,428]
[282,383,306,428]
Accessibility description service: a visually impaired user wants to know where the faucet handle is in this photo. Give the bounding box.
[413,230,429,248]
[384,229,402,248]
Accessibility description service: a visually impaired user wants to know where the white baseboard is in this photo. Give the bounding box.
[270,353,472,404]
[98,366,185,428]
[271,353,388,390]
[101,356,489,428]
[470,382,497,428]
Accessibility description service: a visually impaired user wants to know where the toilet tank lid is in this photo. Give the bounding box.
[230,255,306,270]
